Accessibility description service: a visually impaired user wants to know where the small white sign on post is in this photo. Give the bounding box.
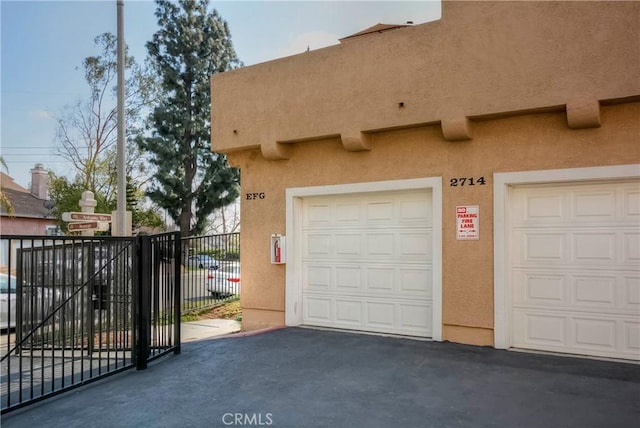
[456,205,479,240]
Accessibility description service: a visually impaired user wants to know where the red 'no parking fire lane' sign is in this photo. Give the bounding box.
[456,205,479,240]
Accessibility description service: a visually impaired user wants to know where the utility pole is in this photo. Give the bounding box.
[115,0,128,236]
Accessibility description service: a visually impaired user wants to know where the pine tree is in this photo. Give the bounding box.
[139,0,241,237]
[125,175,138,212]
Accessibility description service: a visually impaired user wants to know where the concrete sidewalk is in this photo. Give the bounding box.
[180,318,241,342]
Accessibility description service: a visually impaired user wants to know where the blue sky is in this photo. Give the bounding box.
[1,0,440,188]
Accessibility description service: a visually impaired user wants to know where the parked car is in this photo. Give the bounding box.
[0,273,58,330]
[0,273,17,329]
[187,255,219,270]
[206,264,240,297]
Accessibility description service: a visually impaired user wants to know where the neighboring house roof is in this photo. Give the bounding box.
[0,172,29,192]
[339,23,410,42]
[0,187,51,219]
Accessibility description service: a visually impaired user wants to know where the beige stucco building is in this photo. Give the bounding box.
[211,1,640,361]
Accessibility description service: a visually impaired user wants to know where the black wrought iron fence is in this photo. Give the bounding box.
[0,232,181,414]
[180,233,240,315]
[138,233,182,367]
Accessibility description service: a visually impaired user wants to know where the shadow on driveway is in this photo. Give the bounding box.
[3,327,639,428]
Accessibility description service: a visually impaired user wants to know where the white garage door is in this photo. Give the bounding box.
[509,180,640,360]
[301,189,433,337]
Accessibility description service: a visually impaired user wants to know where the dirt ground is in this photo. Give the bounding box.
[197,299,242,321]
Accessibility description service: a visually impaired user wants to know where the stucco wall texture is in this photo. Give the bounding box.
[0,218,54,235]
[228,104,640,341]
[212,1,639,157]
[210,1,640,344]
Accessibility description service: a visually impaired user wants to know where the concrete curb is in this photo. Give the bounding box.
[180,318,242,342]
[222,325,287,338]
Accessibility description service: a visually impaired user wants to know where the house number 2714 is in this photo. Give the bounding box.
[449,177,486,187]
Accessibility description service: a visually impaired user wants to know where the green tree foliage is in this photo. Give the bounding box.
[0,157,14,215]
[48,173,113,231]
[48,173,164,233]
[133,208,165,231]
[139,0,241,237]
[126,175,165,230]
[126,175,138,211]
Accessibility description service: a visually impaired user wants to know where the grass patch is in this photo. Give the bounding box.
[181,313,201,322]
[206,299,241,321]
[180,298,241,322]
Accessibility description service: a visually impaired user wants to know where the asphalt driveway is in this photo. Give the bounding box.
[3,327,639,428]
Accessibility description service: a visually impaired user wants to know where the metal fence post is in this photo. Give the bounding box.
[173,232,181,354]
[87,241,95,355]
[136,235,151,370]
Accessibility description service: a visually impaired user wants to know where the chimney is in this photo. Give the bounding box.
[30,163,48,199]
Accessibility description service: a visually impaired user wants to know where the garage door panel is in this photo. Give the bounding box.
[510,180,640,360]
[399,268,432,295]
[367,268,395,291]
[513,230,634,267]
[624,189,640,217]
[305,297,331,322]
[513,309,640,359]
[400,232,432,258]
[365,233,394,256]
[302,293,432,336]
[301,189,433,337]
[304,262,431,297]
[335,203,360,224]
[625,322,640,352]
[398,303,432,331]
[335,233,361,256]
[525,194,565,221]
[306,234,331,256]
[510,189,565,222]
[304,191,430,226]
[513,271,566,304]
[335,266,361,290]
[574,317,616,350]
[573,191,617,218]
[366,201,394,222]
[573,276,616,307]
[570,230,629,266]
[366,302,395,327]
[625,232,640,261]
[513,311,567,346]
[514,269,637,313]
[522,232,566,261]
[510,231,566,263]
[335,299,362,325]
[573,233,616,261]
[512,182,640,226]
[303,263,336,291]
[625,277,640,306]
[400,199,432,223]
[304,229,431,260]
[305,232,430,259]
[571,316,639,359]
[306,265,331,289]
[307,204,332,225]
